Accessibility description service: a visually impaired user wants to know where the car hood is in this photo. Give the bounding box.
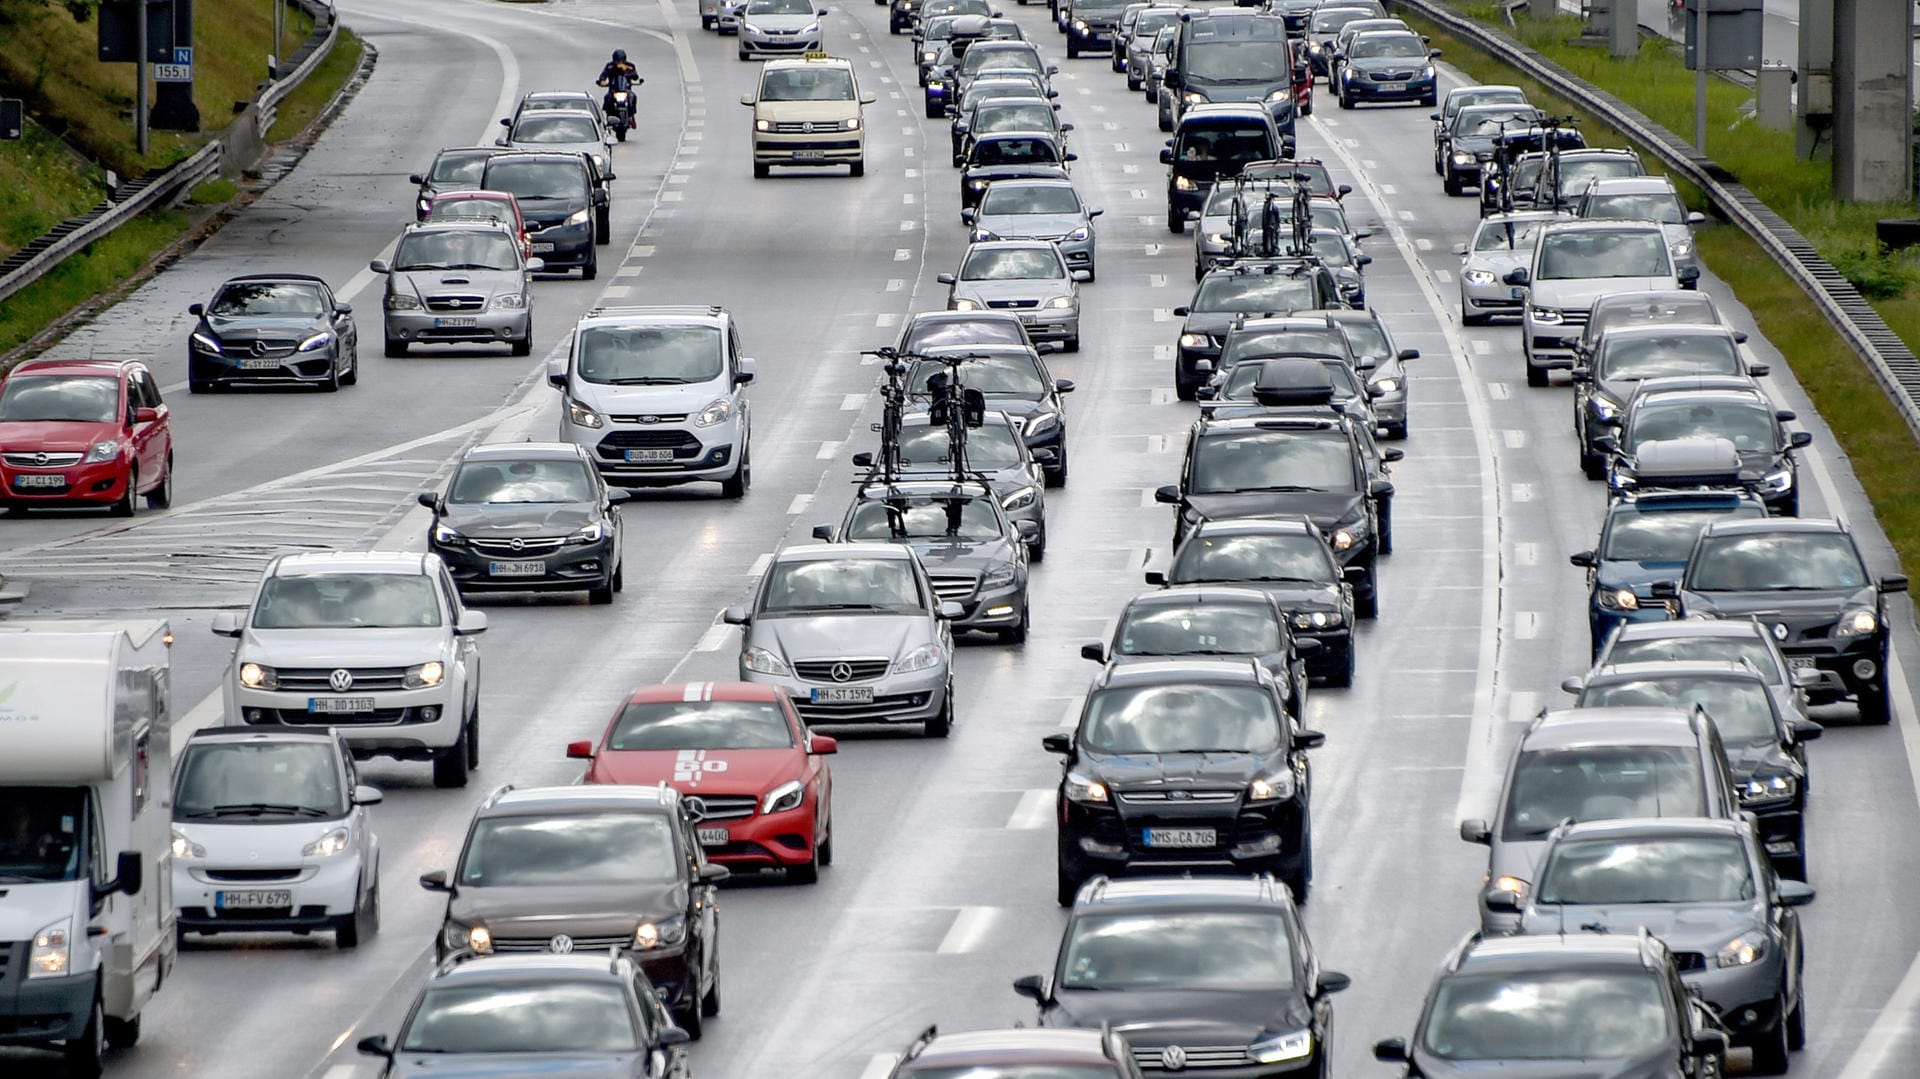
[0,419,119,454]
[1087,749,1270,790]
[760,101,856,122]
[1346,56,1426,75]
[1621,445,1778,479]
[509,139,608,166]
[565,382,727,414]
[450,881,685,934]
[1594,559,1686,597]
[1407,1055,1679,1079]
[752,613,931,663]
[905,538,1017,572]
[1172,578,1342,613]
[743,11,818,27]
[389,1052,646,1079]
[239,627,449,667]
[1490,836,1548,887]
[513,194,590,224]
[440,503,598,538]
[1181,311,1242,338]
[1679,587,1865,628]
[1450,134,1502,155]
[1724,740,1797,783]
[176,818,350,858]
[1532,277,1675,309]
[956,279,1069,305]
[589,747,805,793]
[391,269,522,301]
[0,881,85,940]
[202,314,328,342]
[974,211,1087,240]
[1187,79,1286,101]
[1518,903,1759,949]
[1047,987,1308,1046]
[1465,250,1530,276]
[1182,490,1368,532]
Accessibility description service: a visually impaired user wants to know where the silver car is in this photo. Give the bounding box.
[1453,210,1563,324]
[1325,307,1416,438]
[1192,186,1354,281]
[1514,220,1695,386]
[494,108,612,188]
[371,222,538,357]
[939,240,1081,352]
[1123,6,1184,91]
[962,178,1100,280]
[725,543,959,737]
[1575,174,1707,279]
[854,410,1050,557]
[737,0,826,59]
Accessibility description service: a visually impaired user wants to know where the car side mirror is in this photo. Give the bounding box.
[1734,331,1749,343]
[1428,47,1441,57]
[1030,448,1058,464]
[1368,478,1395,497]
[1016,519,1040,542]
[1154,484,1181,504]
[741,94,757,106]
[698,863,731,883]
[1144,568,1168,585]
[1355,254,1372,267]
[862,91,878,104]
[357,1035,393,1060]
[334,302,353,316]
[809,732,839,755]
[1428,111,1441,121]
[1063,153,1078,162]
[1054,378,1075,393]
[1569,549,1596,568]
[1160,148,1174,165]
[938,600,966,619]
[188,302,205,316]
[211,612,242,637]
[352,784,384,806]
[723,606,751,625]
[407,174,425,185]
[1164,70,1181,89]
[525,256,546,273]
[1789,431,1813,449]
[1080,642,1107,663]
[455,611,489,636]
[606,488,632,506]
[1088,207,1104,217]
[937,273,956,284]
[1060,122,1075,131]
[1184,209,1201,222]
[499,117,512,127]
[1484,889,1521,912]
[1882,574,1910,593]
[811,524,836,542]
[1747,362,1769,377]
[494,137,509,147]
[132,406,159,425]
[102,851,142,898]
[1503,267,1530,286]
[659,1027,692,1047]
[851,451,876,468]
[1013,973,1048,1000]
[1678,265,1701,286]
[1040,732,1073,756]
[1373,1038,1409,1063]
[1294,729,1326,750]
[1459,818,1491,844]
[1691,1030,1729,1058]
[419,869,451,893]
[566,740,595,760]
[1397,348,1419,361]
[416,491,440,510]
[1381,448,1404,463]
[1312,969,1350,996]
[1451,241,1468,256]
[1789,718,1823,742]
[1194,359,1213,375]
[1778,879,1816,906]
[1173,306,1191,317]
[1792,666,1821,689]
[1688,211,1707,224]
[960,209,976,226]
[1649,580,1679,599]
[1560,676,1584,694]
[369,259,390,274]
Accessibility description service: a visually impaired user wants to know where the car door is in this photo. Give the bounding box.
[129,368,166,485]
[323,283,358,362]
[437,564,480,713]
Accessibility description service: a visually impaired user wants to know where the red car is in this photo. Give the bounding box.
[0,358,174,516]
[569,681,837,882]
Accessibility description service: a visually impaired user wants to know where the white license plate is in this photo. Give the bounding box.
[238,357,283,370]
[308,697,376,714]
[624,448,674,463]
[696,827,729,847]
[1143,827,1216,848]
[14,474,66,488]
[216,890,292,909]
[1377,81,1405,91]
[811,686,874,703]
[1789,656,1818,669]
[488,560,546,577]
[531,242,556,253]
[434,317,478,328]
[791,150,826,161]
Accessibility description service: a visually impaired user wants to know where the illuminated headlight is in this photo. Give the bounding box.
[1205,232,1230,246]
[922,50,938,62]
[1463,268,1495,285]
[1371,377,1399,394]
[565,208,592,226]
[1045,295,1074,310]
[1074,18,1088,29]
[1308,43,1323,53]
[1452,151,1474,165]
[635,916,689,950]
[1066,226,1091,241]
[1250,1029,1313,1064]
[1331,522,1365,551]
[1599,588,1639,611]
[405,660,446,688]
[1340,67,1354,81]
[417,198,433,215]
[1291,609,1343,629]
[190,330,223,353]
[302,828,353,858]
[742,646,790,676]
[238,662,278,690]
[1248,772,1295,802]
[566,397,605,429]
[968,180,989,191]
[447,925,492,954]
[1671,240,1694,257]
[756,118,771,131]
[1589,394,1620,423]
[695,395,735,428]
[1419,65,1435,79]
[1717,931,1766,968]
[1741,774,1798,805]
[385,292,422,311]
[28,919,70,979]
[981,562,1017,589]
[171,830,206,859]
[1836,608,1878,637]
[83,439,122,463]
[1001,485,1039,511]
[844,117,861,131]
[431,522,462,545]
[762,779,805,815]
[1182,91,1207,104]
[569,521,606,545]
[1174,175,1197,191]
[897,642,945,673]
[1490,874,1528,898]
[590,154,606,169]
[1762,468,1793,492]
[1023,411,1059,437]
[1530,306,1563,324]
[1064,771,1109,803]
[1265,87,1291,102]
[952,298,980,312]
[489,293,528,310]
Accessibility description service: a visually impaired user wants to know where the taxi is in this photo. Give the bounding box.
[741,54,876,177]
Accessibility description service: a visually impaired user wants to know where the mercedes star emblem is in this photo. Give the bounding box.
[684,796,708,822]
[329,669,354,692]
[510,537,525,552]
[1774,623,1790,641]
[830,661,855,683]
[548,934,574,954]
[1160,1046,1187,1071]
[251,340,271,357]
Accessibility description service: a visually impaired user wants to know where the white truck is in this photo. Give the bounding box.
[0,620,177,1075]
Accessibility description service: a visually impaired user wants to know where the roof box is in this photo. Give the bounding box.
[1629,437,1744,486]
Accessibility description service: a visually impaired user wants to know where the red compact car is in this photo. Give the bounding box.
[0,358,174,516]
[570,681,836,882]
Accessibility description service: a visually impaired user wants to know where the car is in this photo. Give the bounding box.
[1429,83,1528,169]
[1476,123,1587,214]
[904,346,1074,485]
[1209,312,1362,393]
[945,73,1058,133]
[1575,288,1728,362]
[1174,263,1345,398]
[422,189,532,259]
[215,551,488,789]
[1190,183,1356,281]
[1512,220,1698,386]
[824,479,1036,641]
[1062,0,1130,56]
[1303,5,1386,80]
[1562,660,1822,878]
[1372,932,1728,1078]
[420,785,725,1035]
[1652,517,1909,724]
[1146,26,1179,118]
[1438,102,1544,195]
[355,952,692,1076]
[1509,818,1812,1074]
[370,222,538,358]
[1162,104,1286,233]
[913,14,970,83]
[1602,379,1807,514]
[890,0,920,33]
[1335,31,1439,109]
[1084,584,1312,711]
[0,358,174,516]
[939,240,1081,351]
[1268,0,1319,33]
[1163,11,1303,135]
[1122,5,1185,89]
[406,147,502,221]
[922,41,969,115]
[1237,158,1352,202]
[1532,146,1646,210]
[743,56,876,178]
[725,542,960,736]
[1306,227,1369,305]
[493,109,614,211]
[955,40,1055,101]
[1570,483,1770,651]
[170,726,383,947]
[1596,618,1817,728]
[736,0,827,59]
[1571,322,1761,478]
[1325,18,1410,84]
[887,1026,1136,1079]
[1145,517,1355,687]
[853,409,1051,556]
[419,442,627,602]
[952,95,1070,170]
[508,89,609,129]
[549,304,755,498]
[1043,661,1324,903]
[1575,174,1708,277]
[960,132,1075,212]
[186,274,360,393]
[1015,876,1348,1074]
[478,150,606,278]
[1197,356,1378,433]
[1324,307,1417,438]
[1459,706,1742,933]
[1453,210,1563,324]
[963,177,1101,280]
[568,681,836,881]
[896,308,1038,353]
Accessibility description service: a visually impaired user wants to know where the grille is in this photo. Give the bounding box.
[795,691,931,724]
[425,295,487,312]
[469,536,567,556]
[276,667,410,692]
[236,339,299,356]
[760,138,863,151]
[1672,951,1707,973]
[769,121,843,133]
[686,794,759,821]
[608,413,690,424]
[2,452,81,467]
[1118,790,1239,804]
[1369,70,1416,81]
[1559,310,1591,327]
[985,299,1040,309]
[1131,1045,1253,1070]
[598,431,702,459]
[204,868,301,883]
[793,658,891,682]
[491,934,631,953]
[927,571,978,602]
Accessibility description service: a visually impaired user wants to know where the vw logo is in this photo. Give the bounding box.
[509,537,525,552]
[329,669,354,692]
[1160,1046,1187,1071]
[250,340,270,357]
[548,934,574,954]
[684,796,708,822]
[1773,623,1790,641]
[830,662,854,683]
[801,121,815,133]
[32,452,48,466]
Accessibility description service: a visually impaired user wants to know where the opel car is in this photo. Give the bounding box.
[939,240,1081,351]
[187,274,360,393]
[419,442,628,603]
[0,358,174,516]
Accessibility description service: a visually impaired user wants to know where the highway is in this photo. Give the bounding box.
[2,0,1918,1075]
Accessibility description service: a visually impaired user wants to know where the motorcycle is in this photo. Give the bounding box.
[604,76,642,142]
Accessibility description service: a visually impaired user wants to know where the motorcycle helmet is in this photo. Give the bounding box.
[612,49,627,62]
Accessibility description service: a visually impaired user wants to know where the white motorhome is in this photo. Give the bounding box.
[0,620,176,1075]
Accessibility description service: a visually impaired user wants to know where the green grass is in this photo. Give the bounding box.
[0,209,190,358]
[267,29,362,142]
[189,178,238,205]
[0,121,105,256]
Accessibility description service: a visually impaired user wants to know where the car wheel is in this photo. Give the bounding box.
[1063,335,1079,353]
[738,48,750,60]
[1324,640,1355,688]
[334,877,372,949]
[1300,94,1313,116]
[1581,447,1607,481]
[1786,992,1806,1050]
[721,441,751,498]
[433,724,470,789]
[1067,41,1079,57]
[321,359,341,393]
[1378,505,1393,554]
[1083,262,1095,283]
[581,253,597,281]
[818,816,834,865]
[1028,527,1046,563]
[676,1000,704,1040]
[385,337,406,358]
[1337,88,1351,109]
[753,161,771,178]
[104,1013,140,1050]
[1525,358,1549,388]
[1283,824,1311,903]
[998,598,1030,644]
[340,349,359,385]
[1422,93,1437,107]
[511,324,532,357]
[466,708,481,769]
[189,380,212,394]
[1168,210,1185,234]
[1749,996,1791,1075]
[925,683,954,738]
[1443,173,1462,197]
[1056,858,1082,906]
[1355,564,1379,619]
[595,208,611,246]
[1860,679,1893,725]
[1127,76,1142,90]
[1461,307,1489,326]
[145,455,173,510]
[612,561,625,593]
[65,995,103,1078]
[702,15,714,27]
[926,101,944,119]
[702,964,722,1016]
[1158,108,1172,132]
[589,576,616,605]
[850,159,865,177]
[1045,441,1067,487]
[111,468,138,518]
[788,843,821,884]
[1176,378,1198,402]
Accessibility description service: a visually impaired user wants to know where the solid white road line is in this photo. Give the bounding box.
[786,494,812,515]
[1006,789,1054,830]
[860,1054,900,1079]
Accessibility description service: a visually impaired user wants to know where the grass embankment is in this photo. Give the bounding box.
[267,27,361,141]
[0,122,106,257]
[1410,3,1920,578]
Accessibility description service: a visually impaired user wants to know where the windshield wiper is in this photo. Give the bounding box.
[792,602,893,611]
[201,803,329,818]
[1223,484,1325,494]
[1240,575,1324,583]
[605,376,687,385]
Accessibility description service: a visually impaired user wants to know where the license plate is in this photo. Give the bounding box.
[1509,286,1527,299]
[1789,656,1817,669]
[238,357,283,370]
[1377,81,1405,91]
[624,448,674,463]
[791,150,826,162]
[488,560,546,577]
[696,827,729,847]
[14,474,66,488]
[308,697,376,714]
[434,317,478,328]
[1143,827,1216,848]
[810,686,874,703]
[216,890,292,910]
[532,242,556,253]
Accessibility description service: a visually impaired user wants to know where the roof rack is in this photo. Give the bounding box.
[902,1025,939,1063]
[583,304,726,320]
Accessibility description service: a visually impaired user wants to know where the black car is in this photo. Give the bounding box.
[896,308,1037,353]
[905,346,1074,485]
[1015,875,1349,1076]
[479,151,606,279]
[890,0,919,32]
[960,132,1074,212]
[186,274,360,393]
[1601,377,1810,515]
[1373,933,1727,1078]
[1324,307,1417,438]
[407,147,503,221]
[420,442,628,603]
[1063,0,1129,57]
[1174,263,1343,399]
[1085,584,1312,711]
[1572,323,1760,479]
[1653,517,1908,725]
[1437,103,1543,196]
[1042,659,1324,903]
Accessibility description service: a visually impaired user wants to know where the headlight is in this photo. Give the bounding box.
[844,117,861,131]
[1064,771,1109,803]
[404,660,445,688]
[190,330,223,353]
[981,563,1017,589]
[1420,65,1435,79]
[1530,306,1563,324]
[1174,175,1197,191]
[1671,240,1694,257]
[570,521,606,545]
[952,298,979,312]
[694,395,735,428]
[971,229,1000,242]
[1599,588,1639,611]
[431,522,462,545]
[1762,468,1794,493]
[83,440,121,463]
[417,198,433,215]
[1340,67,1354,81]
[922,50,938,62]
[1463,268,1495,285]
[1371,378,1399,394]
[897,642,945,673]
[1001,485,1038,511]
[1589,394,1620,422]
[1308,43,1323,53]
[968,180,988,191]
[1265,87,1291,102]
[803,22,821,33]
[1073,18,1088,29]
[1452,151,1474,165]
[1837,608,1878,637]
[1045,295,1074,310]
[302,828,352,858]
[756,118,771,131]
[1180,333,1212,349]
[1331,523,1364,551]
[634,915,688,949]
[590,154,606,169]
[566,398,605,429]
[1290,609,1344,629]
[1023,412,1059,437]
[1066,226,1091,241]
[1250,1029,1313,1065]
[1182,91,1206,105]
[489,293,528,310]
[565,208,592,226]
[446,924,492,954]
[385,292,422,311]
[762,779,805,815]
[1717,931,1766,968]
[1205,232,1230,246]
[1248,772,1295,802]
[238,662,278,690]
[742,646,790,676]
[1741,774,1798,805]
[171,830,206,859]
[742,21,762,32]
[28,919,70,979]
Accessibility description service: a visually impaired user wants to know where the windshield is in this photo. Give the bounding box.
[1592,297,1718,334]
[252,572,441,629]
[904,319,1030,350]
[1350,34,1424,58]
[450,458,594,504]
[608,699,794,751]
[576,326,724,385]
[975,105,1056,134]
[1447,88,1527,116]
[1222,327,1349,365]
[962,46,1042,75]
[1688,531,1868,591]
[1193,274,1321,314]
[1082,683,1281,753]
[897,423,1025,469]
[1609,636,1783,682]
[961,247,1066,280]
[1586,192,1687,224]
[1453,108,1537,138]
[401,981,637,1054]
[750,0,816,12]
[971,137,1061,166]
[210,282,326,318]
[1176,125,1274,163]
[521,95,594,113]
[1557,157,1644,198]
[175,742,345,820]
[459,812,678,886]
[1172,532,1337,584]
[909,355,1045,395]
[979,184,1079,215]
[1136,10,1182,36]
[1116,603,1282,656]
[429,151,491,183]
[1503,746,1706,838]
[962,80,1045,110]
[1582,677,1776,745]
[1060,911,1294,991]
[1190,430,1357,493]
[0,789,84,884]
[1626,398,1774,453]
[1473,218,1547,252]
[393,230,520,272]
[482,159,585,200]
[1597,335,1740,381]
[760,67,855,100]
[1538,835,1754,904]
[1537,230,1669,280]
[1311,8,1370,31]
[846,496,1003,541]
[0,375,119,423]
[1187,42,1291,82]
[761,557,923,611]
[1424,970,1671,1060]
[511,114,599,144]
[1600,505,1764,562]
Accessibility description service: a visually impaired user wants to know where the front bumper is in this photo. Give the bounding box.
[739,29,823,55]
[755,129,865,165]
[699,802,819,870]
[947,579,1028,631]
[1782,635,1886,703]
[640,953,700,1015]
[1060,797,1308,880]
[1524,316,1586,367]
[0,969,96,1044]
[1460,274,1527,315]
[1177,341,1220,391]
[231,684,462,756]
[1681,958,1786,1045]
[434,535,616,593]
[1127,1051,1322,1079]
[1168,184,1205,224]
[385,307,530,347]
[1370,387,1407,427]
[190,343,343,386]
[1297,627,1354,681]
[174,853,363,931]
[1068,22,1117,49]
[997,308,1078,343]
[0,456,131,506]
[566,414,744,486]
[1586,597,1667,654]
[1339,73,1437,102]
[744,665,950,727]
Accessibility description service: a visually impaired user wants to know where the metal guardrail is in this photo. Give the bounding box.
[1400,0,1920,446]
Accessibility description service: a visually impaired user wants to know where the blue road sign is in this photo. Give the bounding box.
[173,47,193,65]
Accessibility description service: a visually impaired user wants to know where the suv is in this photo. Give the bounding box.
[214,552,488,788]
[549,305,755,498]
[479,151,605,279]
[1162,104,1285,233]
[1569,484,1769,651]
[1015,875,1348,1075]
[1510,220,1697,386]
[419,785,726,1037]
[1043,660,1325,903]
[742,56,876,178]
[1534,146,1646,210]
[1460,706,1740,933]
[371,221,538,358]
[0,358,174,516]
[889,1026,1137,1079]
[1575,174,1707,276]
[419,441,629,602]
[1174,262,1344,398]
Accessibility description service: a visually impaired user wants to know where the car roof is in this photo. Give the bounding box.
[623,681,785,705]
[1478,210,1569,226]
[1126,584,1279,608]
[402,219,518,237]
[432,953,635,984]
[1449,83,1524,97]
[460,441,585,463]
[1632,377,1764,401]
[765,55,858,71]
[1190,516,1318,538]
[1699,516,1846,537]
[1196,415,1347,434]
[185,725,340,746]
[8,359,136,378]
[1600,321,1734,342]
[910,1027,1114,1068]
[1585,660,1768,685]
[1539,219,1666,236]
[1585,176,1679,196]
[483,783,679,816]
[219,272,332,286]
[1557,147,1641,159]
[1319,307,1384,326]
[1457,932,1659,973]
[577,304,729,329]
[514,108,600,124]
[1552,815,1750,843]
[910,309,1026,326]
[1613,619,1771,642]
[1180,103,1275,121]
[775,541,918,562]
[966,238,1066,252]
[1096,657,1268,688]
[1078,873,1293,908]
[899,408,1019,428]
[271,551,427,576]
[856,479,998,499]
[1523,706,1703,750]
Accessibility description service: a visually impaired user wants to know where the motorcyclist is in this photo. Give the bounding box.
[597,50,641,128]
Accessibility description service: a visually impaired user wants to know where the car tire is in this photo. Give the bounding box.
[385,337,406,358]
[1324,640,1355,688]
[1045,442,1067,487]
[1083,262,1096,283]
[1422,92,1437,107]
[754,161,771,178]
[1067,41,1079,57]
[1860,680,1893,725]
[721,442,751,498]
[111,468,138,518]
[1385,422,1407,440]
[1126,76,1142,90]
[850,159,865,177]
[65,995,103,1078]
[103,1014,140,1049]
[511,326,532,357]
[146,455,173,510]
[1176,379,1197,402]
[1749,997,1791,1075]
[676,1000,704,1040]
[788,844,821,884]
[702,967,722,1017]
[1158,109,1172,132]
[1786,992,1806,1051]
[321,360,341,393]
[702,15,714,28]
[1378,506,1393,555]
[999,599,1030,644]
[739,48,750,60]
[433,725,470,789]
[1354,564,1378,619]
[589,576,616,605]
[1337,88,1352,109]
[1284,825,1311,904]
[612,561,625,593]
[925,684,954,738]
[1525,358,1549,388]
[1581,447,1607,481]
[1461,307,1489,326]
[1443,173,1461,197]
[1028,527,1046,563]
[1056,859,1081,907]
[926,100,944,119]
[340,349,359,385]
[334,877,374,949]
[189,380,212,394]
[582,253,598,281]
[595,208,611,246]
[1063,335,1079,353]
[1168,208,1185,234]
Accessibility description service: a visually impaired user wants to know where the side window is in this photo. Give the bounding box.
[135,371,162,408]
[124,379,139,425]
[627,974,658,1042]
